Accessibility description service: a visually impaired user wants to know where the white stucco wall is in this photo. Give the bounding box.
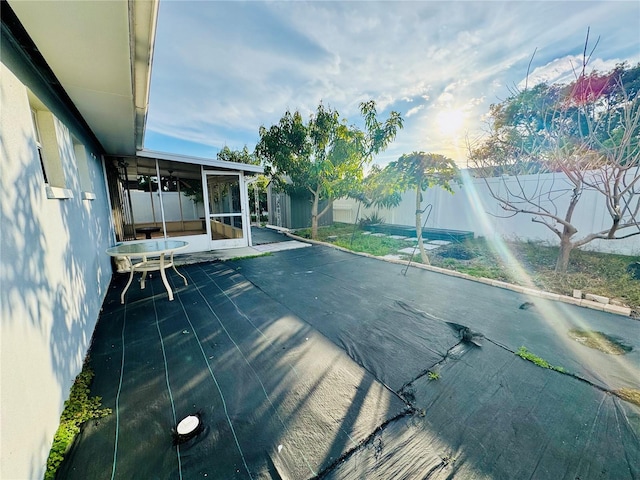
[334,170,640,256]
[1,64,114,479]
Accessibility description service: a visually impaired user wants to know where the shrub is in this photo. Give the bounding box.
[439,243,477,260]
[359,212,385,227]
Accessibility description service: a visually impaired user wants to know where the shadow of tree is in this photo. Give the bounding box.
[1,84,114,478]
[56,261,406,479]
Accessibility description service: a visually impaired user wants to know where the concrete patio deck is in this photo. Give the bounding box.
[173,226,310,264]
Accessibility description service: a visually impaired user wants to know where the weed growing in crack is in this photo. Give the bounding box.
[427,371,441,380]
[45,361,111,480]
[516,346,566,373]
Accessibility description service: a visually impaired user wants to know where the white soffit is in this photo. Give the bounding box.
[9,0,157,155]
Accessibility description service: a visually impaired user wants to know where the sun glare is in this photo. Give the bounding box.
[459,170,639,394]
[437,109,465,136]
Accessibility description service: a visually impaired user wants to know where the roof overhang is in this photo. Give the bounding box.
[8,0,158,156]
[137,149,265,174]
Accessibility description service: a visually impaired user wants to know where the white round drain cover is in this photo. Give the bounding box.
[177,415,200,435]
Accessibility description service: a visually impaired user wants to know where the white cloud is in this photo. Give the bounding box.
[406,105,425,118]
[437,91,455,105]
[519,54,638,90]
[145,0,640,166]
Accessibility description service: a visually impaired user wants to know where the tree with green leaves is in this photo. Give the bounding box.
[248,174,270,223]
[216,146,266,220]
[470,60,640,272]
[356,164,404,209]
[384,152,460,264]
[216,145,261,165]
[256,101,403,238]
[344,164,404,230]
[179,146,261,205]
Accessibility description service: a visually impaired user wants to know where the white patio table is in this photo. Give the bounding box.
[106,240,189,304]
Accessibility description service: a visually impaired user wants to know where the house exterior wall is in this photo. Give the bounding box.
[333,170,640,256]
[1,56,114,479]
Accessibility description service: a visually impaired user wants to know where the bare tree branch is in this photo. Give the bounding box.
[468,37,639,272]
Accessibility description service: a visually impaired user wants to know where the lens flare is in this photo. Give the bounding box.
[460,170,638,390]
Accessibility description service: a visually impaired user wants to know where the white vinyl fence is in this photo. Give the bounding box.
[130,190,204,223]
[333,170,640,256]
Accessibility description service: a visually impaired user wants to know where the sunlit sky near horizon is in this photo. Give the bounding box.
[144,1,640,168]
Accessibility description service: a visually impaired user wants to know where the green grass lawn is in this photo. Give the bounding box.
[296,223,640,311]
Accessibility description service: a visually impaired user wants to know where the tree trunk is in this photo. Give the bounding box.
[555,235,573,273]
[311,191,319,240]
[415,186,430,265]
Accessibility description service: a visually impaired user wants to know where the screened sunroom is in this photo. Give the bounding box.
[104,150,263,253]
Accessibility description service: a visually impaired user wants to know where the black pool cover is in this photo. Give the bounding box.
[60,245,640,479]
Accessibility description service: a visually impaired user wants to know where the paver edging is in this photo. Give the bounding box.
[283,232,633,317]
[604,303,633,315]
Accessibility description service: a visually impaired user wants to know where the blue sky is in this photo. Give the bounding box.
[144,1,640,167]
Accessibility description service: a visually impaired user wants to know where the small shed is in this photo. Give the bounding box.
[267,185,333,230]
